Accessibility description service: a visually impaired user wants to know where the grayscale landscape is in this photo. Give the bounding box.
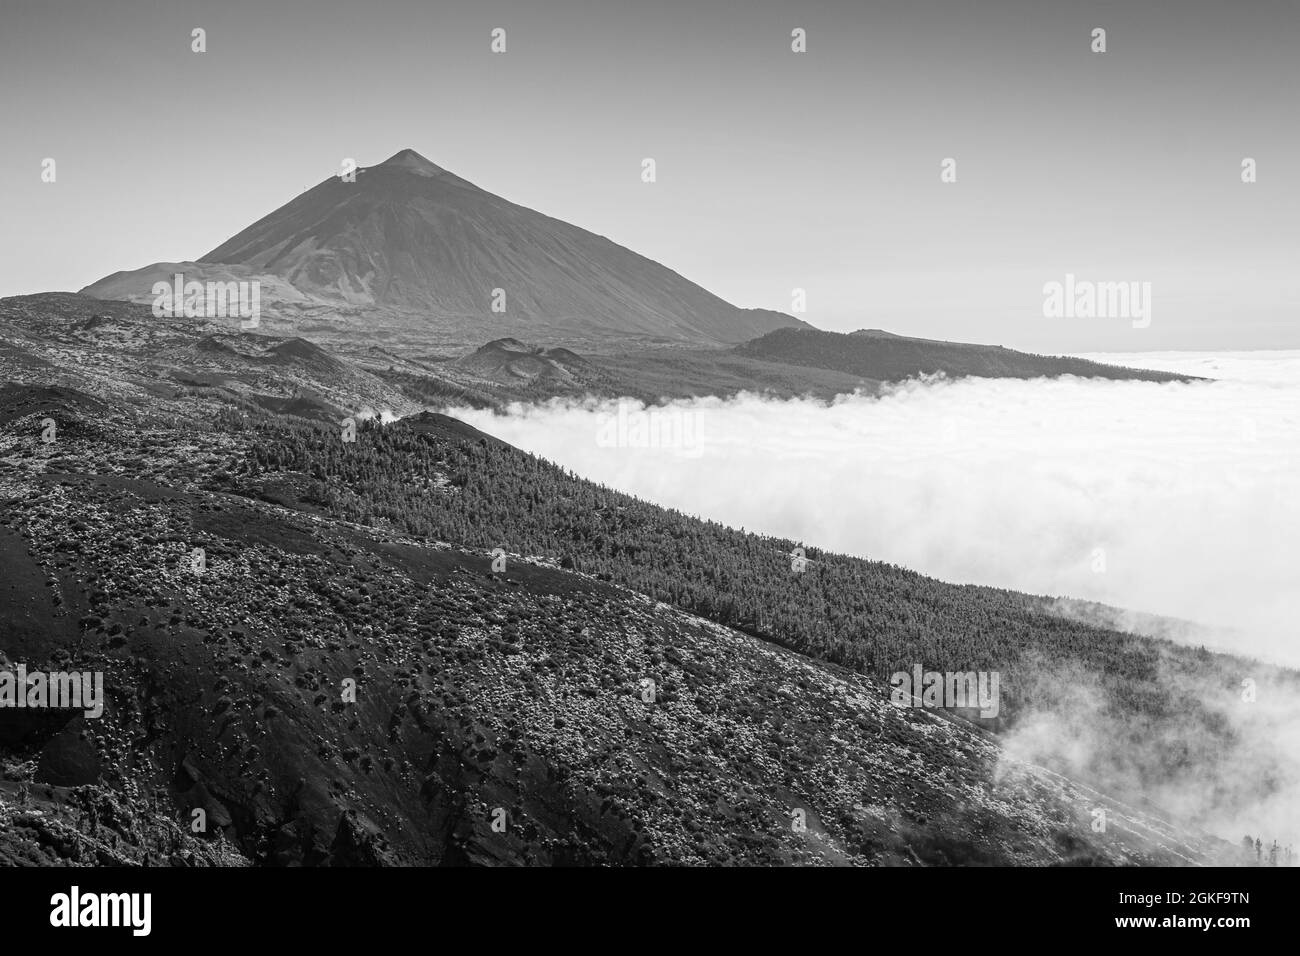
[1,0,1296,880]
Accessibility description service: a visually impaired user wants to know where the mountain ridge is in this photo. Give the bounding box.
[737,326,1198,383]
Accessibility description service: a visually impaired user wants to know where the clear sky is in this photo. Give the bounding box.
[2,0,1297,350]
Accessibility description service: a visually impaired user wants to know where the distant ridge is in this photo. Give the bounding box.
[736,327,1200,383]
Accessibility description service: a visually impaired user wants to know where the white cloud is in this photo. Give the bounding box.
[448,351,1300,666]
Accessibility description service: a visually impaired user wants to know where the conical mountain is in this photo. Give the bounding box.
[84,149,804,348]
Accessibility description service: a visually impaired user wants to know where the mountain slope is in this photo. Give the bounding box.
[82,150,805,350]
[1,293,1288,866]
[0,382,1223,867]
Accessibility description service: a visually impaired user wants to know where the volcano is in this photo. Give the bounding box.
[82,149,804,351]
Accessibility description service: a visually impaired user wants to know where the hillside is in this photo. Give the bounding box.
[0,293,1289,866]
[29,289,1191,415]
[0,389,1226,867]
[353,330,1189,410]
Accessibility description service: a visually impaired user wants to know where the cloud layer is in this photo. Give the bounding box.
[448,351,1300,665]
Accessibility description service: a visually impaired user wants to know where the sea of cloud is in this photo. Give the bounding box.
[447,351,1299,667]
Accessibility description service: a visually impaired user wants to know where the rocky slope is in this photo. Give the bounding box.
[0,294,1262,866]
[0,392,1218,866]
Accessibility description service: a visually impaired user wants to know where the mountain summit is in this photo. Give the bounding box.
[376,147,450,176]
[82,150,805,350]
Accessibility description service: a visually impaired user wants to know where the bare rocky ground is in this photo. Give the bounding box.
[0,295,1238,866]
